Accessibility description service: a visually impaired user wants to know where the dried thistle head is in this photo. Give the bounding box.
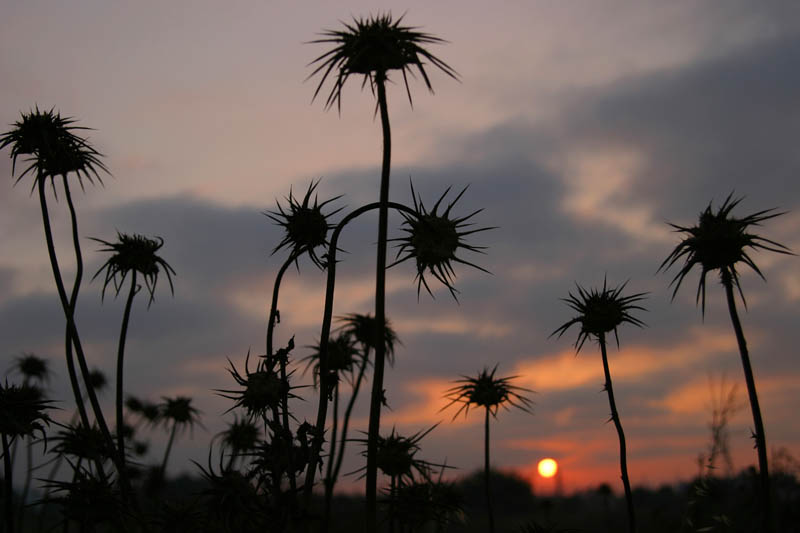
[215,416,261,456]
[51,422,113,463]
[217,350,295,420]
[92,232,176,306]
[392,183,492,300]
[442,365,533,419]
[337,312,399,363]
[361,425,440,483]
[0,106,108,190]
[10,352,51,385]
[308,13,458,111]
[552,278,647,352]
[659,193,792,314]
[265,180,342,270]
[158,396,202,434]
[302,333,360,387]
[0,381,52,442]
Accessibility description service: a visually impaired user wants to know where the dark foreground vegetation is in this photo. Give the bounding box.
[3,467,799,532]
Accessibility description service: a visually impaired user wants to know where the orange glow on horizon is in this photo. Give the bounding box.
[538,458,558,478]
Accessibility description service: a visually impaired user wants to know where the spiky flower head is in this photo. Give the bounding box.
[159,396,202,434]
[265,180,342,270]
[217,350,295,420]
[303,333,360,387]
[92,232,176,306]
[443,365,533,419]
[659,194,792,314]
[215,416,261,455]
[337,313,399,363]
[362,425,440,483]
[10,352,51,385]
[87,368,108,392]
[0,381,52,442]
[552,279,647,352]
[51,423,113,463]
[0,106,108,190]
[392,183,492,300]
[308,13,458,111]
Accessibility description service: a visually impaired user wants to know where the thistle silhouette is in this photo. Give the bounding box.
[308,15,456,527]
[552,279,646,533]
[659,194,792,533]
[392,183,492,299]
[1,107,117,489]
[443,366,533,533]
[92,231,174,488]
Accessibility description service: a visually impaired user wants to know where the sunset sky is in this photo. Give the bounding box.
[2,1,799,495]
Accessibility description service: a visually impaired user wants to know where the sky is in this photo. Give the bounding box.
[2,1,800,495]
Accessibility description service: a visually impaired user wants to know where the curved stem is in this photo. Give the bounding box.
[115,271,138,493]
[302,200,414,512]
[62,175,92,441]
[43,177,114,479]
[485,408,495,533]
[324,350,370,531]
[599,333,635,533]
[266,251,300,511]
[722,273,772,533]
[16,435,33,532]
[333,348,371,484]
[3,433,15,533]
[160,422,178,479]
[366,73,392,533]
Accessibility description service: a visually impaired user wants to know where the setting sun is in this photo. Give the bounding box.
[537,458,558,478]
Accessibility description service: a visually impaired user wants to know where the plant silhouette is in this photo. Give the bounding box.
[552,279,646,533]
[443,365,533,533]
[309,14,457,530]
[659,194,792,533]
[92,231,175,492]
[1,107,118,487]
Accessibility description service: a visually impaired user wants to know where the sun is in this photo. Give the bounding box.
[537,457,558,478]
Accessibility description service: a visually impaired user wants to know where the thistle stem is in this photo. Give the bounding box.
[40,176,115,479]
[722,272,772,533]
[62,175,92,446]
[115,271,138,496]
[303,201,414,515]
[366,72,392,533]
[332,349,371,485]
[3,432,15,533]
[599,333,635,533]
[265,251,299,512]
[485,407,495,533]
[160,421,178,479]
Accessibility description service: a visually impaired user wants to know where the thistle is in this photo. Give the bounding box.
[157,396,202,480]
[443,366,532,533]
[308,17,456,526]
[92,232,176,305]
[265,180,342,270]
[308,13,458,111]
[217,351,294,421]
[1,382,53,533]
[392,183,492,299]
[659,194,791,533]
[2,108,116,489]
[552,279,646,533]
[9,353,52,385]
[0,106,107,190]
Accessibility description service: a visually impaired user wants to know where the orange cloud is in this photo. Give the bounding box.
[512,327,736,392]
